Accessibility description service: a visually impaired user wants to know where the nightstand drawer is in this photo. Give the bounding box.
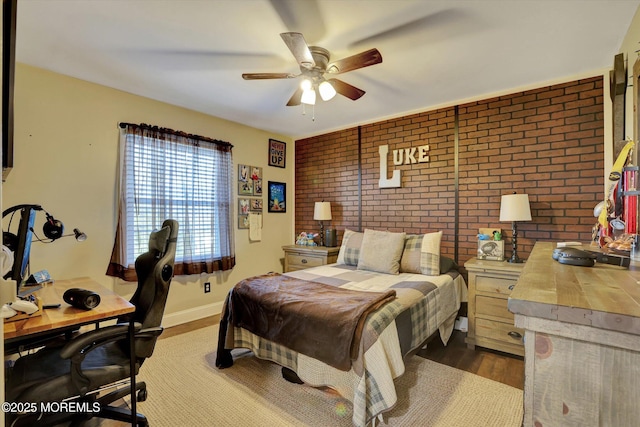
[476,295,514,322]
[465,258,525,356]
[282,245,340,273]
[475,275,517,296]
[287,254,324,268]
[476,318,524,346]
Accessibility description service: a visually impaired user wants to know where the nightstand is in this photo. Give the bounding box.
[282,245,340,272]
[464,257,525,356]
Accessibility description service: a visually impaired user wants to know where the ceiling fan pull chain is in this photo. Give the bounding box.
[312,104,315,122]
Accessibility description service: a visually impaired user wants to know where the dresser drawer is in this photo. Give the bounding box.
[476,318,524,347]
[476,295,514,322]
[287,254,324,268]
[475,275,517,296]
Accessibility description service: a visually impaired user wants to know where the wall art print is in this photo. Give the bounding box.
[268,181,286,213]
[268,139,286,168]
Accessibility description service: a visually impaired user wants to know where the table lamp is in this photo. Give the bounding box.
[313,202,332,246]
[499,192,532,263]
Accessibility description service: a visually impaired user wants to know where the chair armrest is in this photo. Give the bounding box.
[59,322,142,359]
[58,322,143,396]
[137,326,164,339]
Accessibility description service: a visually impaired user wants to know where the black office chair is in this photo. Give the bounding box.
[5,219,179,427]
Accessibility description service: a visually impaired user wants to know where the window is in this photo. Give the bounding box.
[107,123,235,281]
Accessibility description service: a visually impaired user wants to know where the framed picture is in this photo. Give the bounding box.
[253,178,263,196]
[238,180,253,195]
[250,198,263,211]
[250,166,262,181]
[238,164,250,182]
[238,214,249,229]
[268,139,286,168]
[238,198,250,215]
[477,240,505,261]
[268,181,286,212]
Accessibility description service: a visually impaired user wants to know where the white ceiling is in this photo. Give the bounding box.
[14,0,640,139]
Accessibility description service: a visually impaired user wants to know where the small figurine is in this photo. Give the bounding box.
[295,232,308,245]
[295,232,319,246]
[305,232,318,246]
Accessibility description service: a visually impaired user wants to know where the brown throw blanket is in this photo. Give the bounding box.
[216,273,396,371]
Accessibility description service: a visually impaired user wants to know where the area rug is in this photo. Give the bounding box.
[136,325,523,426]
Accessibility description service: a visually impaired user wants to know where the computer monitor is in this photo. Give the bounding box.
[6,206,37,285]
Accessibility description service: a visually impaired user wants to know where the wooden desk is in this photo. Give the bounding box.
[508,242,640,426]
[4,277,135,348]
[4,277,138,425]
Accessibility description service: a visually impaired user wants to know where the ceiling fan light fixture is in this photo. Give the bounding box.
[319,80,336,101]
[300,78,313,91]
[301,88,316,105]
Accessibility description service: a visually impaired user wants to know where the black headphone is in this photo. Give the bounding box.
[43,212,64,240]
[552,247,596,267]
[2,204,65,244]
[2,203,43,218]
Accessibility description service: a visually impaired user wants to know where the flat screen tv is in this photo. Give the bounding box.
[2,0,17,180]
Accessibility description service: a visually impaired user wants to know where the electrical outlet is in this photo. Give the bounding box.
[204,282,211,293]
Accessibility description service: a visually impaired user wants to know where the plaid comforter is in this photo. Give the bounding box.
[221,264,467,427]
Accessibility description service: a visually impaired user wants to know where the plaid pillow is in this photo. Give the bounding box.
[399,231,442,275]
[336,229,364,266]
[400,234,423,273]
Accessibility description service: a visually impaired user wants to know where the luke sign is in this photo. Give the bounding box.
[378,144,430,188]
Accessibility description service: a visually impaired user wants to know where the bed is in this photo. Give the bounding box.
[216,229,468,427]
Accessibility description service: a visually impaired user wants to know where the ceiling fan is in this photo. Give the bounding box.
[242,32,382,106]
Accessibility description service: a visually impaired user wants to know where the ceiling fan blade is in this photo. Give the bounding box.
[286,87,303,106]
[349,9,468,49]
[269,0,326,42]
[280,32,315,69]
[242,73,297,80]
[326,48,382,74]
[328,79,366,101]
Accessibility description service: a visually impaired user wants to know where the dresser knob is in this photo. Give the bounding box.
[301,259,307,264]
[508,284,515,290]
[508,331,522,340]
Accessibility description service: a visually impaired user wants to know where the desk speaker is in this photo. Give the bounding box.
[63,288,101,310]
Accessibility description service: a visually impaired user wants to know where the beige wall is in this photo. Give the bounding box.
[3,63,294,324]
[621,5,640,142]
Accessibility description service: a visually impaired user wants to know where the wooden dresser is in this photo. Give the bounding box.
[282,245,340,272]
[465,257,525,356]
[508,241,640,427]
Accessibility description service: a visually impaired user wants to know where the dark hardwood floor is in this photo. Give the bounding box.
[80,315,525,426]
[417,329,524,390]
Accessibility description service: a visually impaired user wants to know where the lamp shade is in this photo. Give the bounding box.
[301,88,316,105]
[499,193,532,222]
[318,81,336,101]
[313,202,332,221]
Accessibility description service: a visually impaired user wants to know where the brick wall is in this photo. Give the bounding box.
[295,77,604,265]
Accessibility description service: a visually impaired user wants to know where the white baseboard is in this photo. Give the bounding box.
[162,301,224,328]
